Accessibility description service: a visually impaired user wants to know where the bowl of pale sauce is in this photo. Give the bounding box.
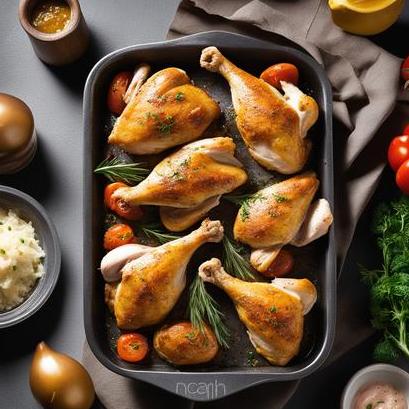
[342,364,409,409]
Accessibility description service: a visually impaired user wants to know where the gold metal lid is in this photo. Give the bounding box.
[0,93,34,154]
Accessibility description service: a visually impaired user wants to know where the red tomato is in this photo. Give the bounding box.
[260,63,299,90]
[104,182,144,221]
[396,159,409,195]
[104,224,137,250]
[401,56,409,82]
[114,199,144,221]
[117,333,149,363]
[261,249,294,278]
[388,135,409,172]
[104,182,128,209]
[107,71,133,115]
[403,124,409,136]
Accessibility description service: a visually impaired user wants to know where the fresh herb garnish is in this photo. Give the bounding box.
[185,331,196,341]
[0,249,6,255]
[175,92,185,101]
[188,275,230,348]
[272,193,288,203]
[247,351,259,367]
[94,157,149,185]
[222,236,254,280]
[269,306,277,313]
[158,115,175,134]
[224,192,266,222]
[139,224,180,245]
[361,197,409,362]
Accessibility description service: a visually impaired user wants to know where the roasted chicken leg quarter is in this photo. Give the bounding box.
[109,67,220,154]
[113,137,248,231]
[111,219,224,330]
[198,258,317,366]
[200,47,319,174]
[233,172,333,273]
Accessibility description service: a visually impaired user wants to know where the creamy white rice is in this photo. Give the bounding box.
[0,208,45,312]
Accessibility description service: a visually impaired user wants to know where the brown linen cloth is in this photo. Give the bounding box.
[83,1,409,407]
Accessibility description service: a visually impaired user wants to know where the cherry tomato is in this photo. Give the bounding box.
[262,249,294,278]
[117,333,149,363]
[388,135,409,172]
[104,224,137,250]
[104,182,144,221]
[114,199,144,221]
[104,182,127,209]
[260,63,299,90]
[107,71,133,115]
[401,56,409,83]
[396,159,409,195]
[403,124,409,136]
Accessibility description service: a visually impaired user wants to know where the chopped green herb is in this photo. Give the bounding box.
[0,249,5,255]
[20,238,25,244]
[175,92,185,101]
[272,193,288,203]
[366,404,372,409]
[7,226,11,231]
[185,331,196,341]
[157,115,175,134]
[269,306,277,313]
[240,193,266,221]
[247,351,259,367]
[12,266,17,271]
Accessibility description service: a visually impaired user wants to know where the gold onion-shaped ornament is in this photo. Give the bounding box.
[30,342,95,409]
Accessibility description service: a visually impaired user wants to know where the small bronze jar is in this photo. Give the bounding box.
[19,0,89,66]
[0,93,37,174]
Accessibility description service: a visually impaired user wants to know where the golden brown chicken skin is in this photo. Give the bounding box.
[198,258,317,366]
[200,47,318,174]
[108,67,220,154]
[233,172,319,249]
[154,322,219,365]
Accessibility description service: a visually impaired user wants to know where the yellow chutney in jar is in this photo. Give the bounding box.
[30,0,71,34]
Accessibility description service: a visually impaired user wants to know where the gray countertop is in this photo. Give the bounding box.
[0,1,408,408]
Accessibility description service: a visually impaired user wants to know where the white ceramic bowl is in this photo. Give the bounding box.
[341,363,409,409]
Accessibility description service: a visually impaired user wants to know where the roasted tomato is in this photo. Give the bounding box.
[117,333,149,363]
[388,135,409,172]
[396,159,409,195]
[260,63,299,90]
[104,223,137,250]
[262,249,294,278]
[107,71,133,115]
[104,182,143,221]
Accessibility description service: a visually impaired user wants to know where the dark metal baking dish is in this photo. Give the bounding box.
[83,31,336,402]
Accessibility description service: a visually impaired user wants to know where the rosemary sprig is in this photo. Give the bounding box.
[222,236,254,281]
[94,157,149,185]
[188,275,230,348]
[139,223,180,244]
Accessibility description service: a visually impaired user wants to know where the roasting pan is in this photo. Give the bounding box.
[83,31,336,401]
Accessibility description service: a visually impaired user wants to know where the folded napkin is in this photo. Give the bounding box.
[83,1,408,408]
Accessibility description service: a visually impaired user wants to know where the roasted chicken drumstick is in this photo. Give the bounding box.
[105,219,224,330]
[198,258,317,366]
[200,47,318,174]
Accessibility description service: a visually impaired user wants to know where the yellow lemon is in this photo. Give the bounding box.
[328,0,405,35]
